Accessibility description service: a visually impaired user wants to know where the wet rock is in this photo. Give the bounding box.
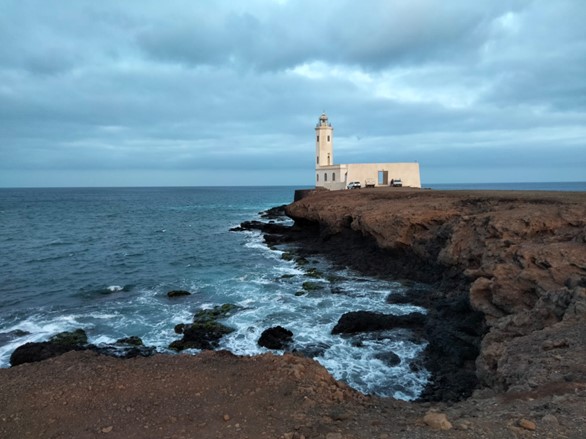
[10,342,84,366]
[49,329,88,346]
[374,351,401,366]
[193,304,239,323]
[229,220,265,232]
[179,322,234,350]
[419,292,486,402]
[264,233,294,245]
[169,304,238,351]
[304,268,323,278]
[0,329,30,344]
[281,252,295,261]
[258,326,293,350]
[115,336,144,346]
[230,220,290,235]
[10,331,155,366]
[259,204,287,220]
[295,257,309,266]
[302,282,324,292]
[293,343,329,358]
[91,344,156,359]
[331,311,425,334]
[330,287,345,295]
[167,290,191,298]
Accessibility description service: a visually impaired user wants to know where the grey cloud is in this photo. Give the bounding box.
[134,1,525,71]
[0,0,584,187]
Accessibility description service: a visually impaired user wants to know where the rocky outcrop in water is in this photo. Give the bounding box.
[285,188,586,400]
[10,329,155,366]
[167,290,192,298]
[258,326,294,350]
[169,304,238,351]
[331,311,425,334]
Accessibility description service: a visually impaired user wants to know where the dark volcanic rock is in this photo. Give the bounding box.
[230,220,291,234]
[419,292,486,402]
[260,204,288,220]
[0,330,30,345]
[169,304,238,351]
[332,311,426,335]
[167,290,192,298]
[169,322,234,351]
[49,329,88,346]
[116,336,144,346]
[10,342,84,367]
[374,351,401,366]
[229,220,264,232]
[10,330,156,366]
[258,326,293,350]
[293,342,329,358]
[91,344,156,359]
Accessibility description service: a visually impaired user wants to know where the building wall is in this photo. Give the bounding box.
[316,162,421,189]
[316,164,346,190]
[346,163,421,188]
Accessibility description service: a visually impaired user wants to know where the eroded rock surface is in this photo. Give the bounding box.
[286,188,586,397]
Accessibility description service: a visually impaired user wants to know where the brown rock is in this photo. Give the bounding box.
[286,190,586,396]
[518,418,536,431]
[423,412,452,430]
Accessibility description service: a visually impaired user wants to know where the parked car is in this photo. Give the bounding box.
[347,181,361,189]
[391,178,403,187]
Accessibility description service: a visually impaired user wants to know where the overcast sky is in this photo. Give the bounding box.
[0,0,585,187]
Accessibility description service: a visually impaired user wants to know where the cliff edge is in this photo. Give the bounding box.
[286,188,586,397]
[1,188,585,438]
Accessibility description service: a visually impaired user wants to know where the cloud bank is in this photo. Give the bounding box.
[0,0,584,186]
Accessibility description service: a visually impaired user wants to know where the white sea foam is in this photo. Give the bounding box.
[217,259,429,400]
[0,218,431,400]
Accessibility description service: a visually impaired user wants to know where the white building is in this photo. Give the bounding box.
[315,113,421,190]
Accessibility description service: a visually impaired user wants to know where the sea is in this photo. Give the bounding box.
[0,186,429,400]
[0,182,583,400]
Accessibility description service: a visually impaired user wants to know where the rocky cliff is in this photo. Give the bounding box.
[1,188,585,438]
[286,188,586,396]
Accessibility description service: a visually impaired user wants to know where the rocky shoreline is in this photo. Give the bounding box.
[283,188,586,400]
[1,188,585,438]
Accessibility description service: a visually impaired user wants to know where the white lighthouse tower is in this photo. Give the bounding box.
[315,112,333,167]
[313,112,422,190]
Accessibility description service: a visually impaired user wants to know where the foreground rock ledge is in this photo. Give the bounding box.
[1,350,585,439]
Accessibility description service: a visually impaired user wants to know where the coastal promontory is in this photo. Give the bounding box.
[1,188,584,438]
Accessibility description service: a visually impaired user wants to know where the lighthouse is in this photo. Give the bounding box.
[315,112,333,167]
[313,112,422,190]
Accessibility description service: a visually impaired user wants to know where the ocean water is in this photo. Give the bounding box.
[0,186,428,400]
